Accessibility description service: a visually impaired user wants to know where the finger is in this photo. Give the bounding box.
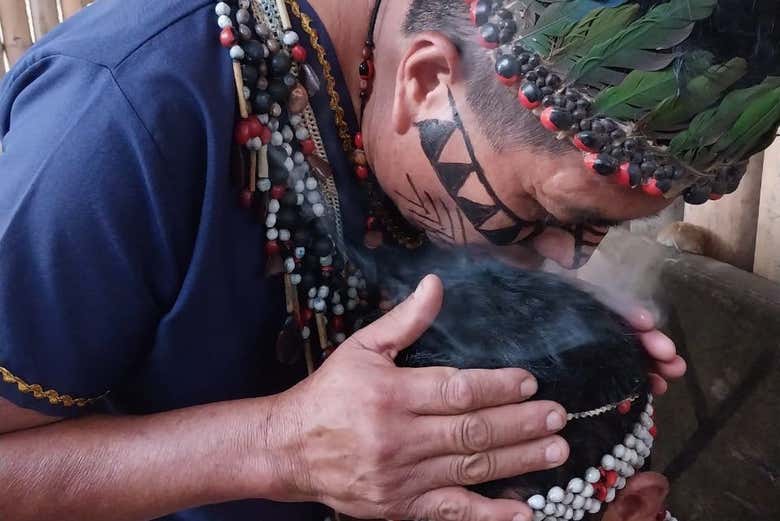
[420,436,570,489]
[410,486,533,521]
[574,281,656,332]
[348,274,443,359]
[638,331,677,363]
[411,401,567,458]
[648,373,668,396]
[402,367,539,415]
[652,356,687,380]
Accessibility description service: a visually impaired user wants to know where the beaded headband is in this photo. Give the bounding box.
[466,0,780,205]
[527,394,658,520]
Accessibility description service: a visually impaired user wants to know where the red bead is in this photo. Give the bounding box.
[291,44,307,63]
[709,193,723,200]
[354,132,364,150]
[649,425,658,438]
[365,215,378,231]
[265,240,280,256]
[234,120,252,146]
[331,316,345,333]
[642,178,664,197]
[594,482,608,502]
[246,117,263,138]
[303,308,313,323]
[260,125,272,144]
[518,90,541,110]
[300,139,316,156]
[604,470,619,488]
[220,27,235,48]
[497,74,518,86]
[355,165,369,181]
[583,153,599,173]
[540,107,559,132]
[573,133,601,154]
[239,189,253,209]
[271,185,286,200]
[469,1,479,25]
[617,399,632,415]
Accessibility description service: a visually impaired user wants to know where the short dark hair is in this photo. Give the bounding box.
[403,0,565,152]
[392,254,649,515]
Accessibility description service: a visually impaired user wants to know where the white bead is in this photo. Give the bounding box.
[346,299,358,311]
[313,298,326,312]
[295,127,310,140]
[301,326,311,340]
[582,484,594,498]
[624,465,636,478]
[279,229,291,242]
[625,434,637,448]
[282,126,294,142]
[547,487,565,503]
[320,255,333,267]
[308,287,317,299]
[312,203,325,217]
[306,177,318,190]
[293,151,305,165]
[601,455,616,470]
[265,214,277,228]
[219,15,233,28]
[563,492,573,505]
[236,8,251,24]
[269,119,280,131]
[250,137,262,150]
[584,499,593,511]
[555,504,565,517]
[646,404,654,416]
[259,114,270,125]
[347,276,359,288]
[271,103,282,117]
[290,114,302,126]
[334,333,346,344]
[641,412,652,427]
[266,228,279,240]
[533,512,545,521]
[284,257,295,273]
[331,293,341,305]
[564,507,573,520]
[347,288,358,299]
[572,495,585,509]
[606,488,616,503]
[637,456,645,468]
[307,191,321,204]
[567,478,585,494]
[258,178,272,192]
[215,2,231,16]
[295,247,305,259]
[573,509,585,521]
[268,199,280,213]
[243,86,251,99]
[229,45,244,60]
[585,467,600,483]
[616,477,627,490]
[543,503,555,516]
[283,30,300,46]
[295,180,305,193]
[318,286,330,299]
[588,500,601,514]
[296,194,304,206]
[290,274,302,286]
[528,495,546,510]
[613,444,626,459]
[284,157,295,172]
[333,304,345,316]
[238,0,250,8]
[271,132,284,146]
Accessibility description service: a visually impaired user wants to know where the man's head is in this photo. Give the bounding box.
[393,256,670,520]
[362,0,779,269]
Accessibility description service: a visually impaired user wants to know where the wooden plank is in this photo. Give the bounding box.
[61,0,86,19]
[754,137,780,282]
[0,0,33,67]
[684,154,765,271]
[29,0,60,39]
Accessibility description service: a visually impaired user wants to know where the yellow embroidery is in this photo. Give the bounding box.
[286,0,353,153]
[0,366,106,408]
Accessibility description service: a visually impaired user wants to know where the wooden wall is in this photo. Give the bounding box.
[1,0,778,282]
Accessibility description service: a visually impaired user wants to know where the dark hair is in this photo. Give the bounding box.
[392,255,649,511]
[403,0,779,149]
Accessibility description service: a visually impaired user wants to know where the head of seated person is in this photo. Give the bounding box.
[395,260,671,521]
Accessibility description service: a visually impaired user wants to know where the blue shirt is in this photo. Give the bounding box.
[0,0,363,519]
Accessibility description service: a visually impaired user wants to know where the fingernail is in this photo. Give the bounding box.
[546,411,565,431]
[520,377,538,398]
[546,442,563,463]
[414,276,428,297]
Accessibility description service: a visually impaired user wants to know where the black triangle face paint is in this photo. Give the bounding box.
[436,163,474,194]
[415,120,457,164]
[455,196,499,228]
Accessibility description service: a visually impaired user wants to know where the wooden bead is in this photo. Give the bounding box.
[288,84,309,114]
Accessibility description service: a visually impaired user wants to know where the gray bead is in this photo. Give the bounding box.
[528,495,546,510]
[239,24,253,40]
[256,23,272,39]
[215,2,230,16]
[236,8,251,24]
[283,30,300,46]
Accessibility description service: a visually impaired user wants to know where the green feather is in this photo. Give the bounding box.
[567,0,717,87]
[715,86,780,161]
[642,57,747,132]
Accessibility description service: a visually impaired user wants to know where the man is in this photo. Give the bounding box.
[5,0,774,519]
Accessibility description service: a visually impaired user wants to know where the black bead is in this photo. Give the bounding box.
[520,81,543,103]
[541,86,555,96]
[545,74,562,88]
[549,109,574,131]
[312,237,334,257]
[497,7,514,19]
[684,185,711,205]
[282,191,298,207]
[576,99,591,110]
[525,70,538,82]
[277,207,298,229]
[623,138,637,151]
[565,100,577,112]
[270,51,292,76]
[243,40,265,63]
[243,65,259,87]
[655,179,673,193]
[572,109,588,121]
[499,28,516,44]
[269,167,289,185]
[358,61,370,77]
[301,273,317,291]
[267,145,289,171]
[294,229,310,247]
[520,63,533,74]
[542,95,556,107]
[640,161,657,174]
[592,154,620,176]
[516,50,530,63]
[252,91,272,114]
[610,129,626,140]
[535,66,548,77]
[495,54,519,79]
[479,23,500,44]
[628,163,642,187]
[576,131,600,150]
[591,120,606,134]
[474,0,492,26]
[267,80,290,103]
[528,55,540,67]
[535,77,547,88]
[579,119,592,131]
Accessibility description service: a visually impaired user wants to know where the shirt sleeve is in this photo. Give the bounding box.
[0,55,190,417]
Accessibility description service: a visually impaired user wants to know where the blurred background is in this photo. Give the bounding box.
[2,1,779,520]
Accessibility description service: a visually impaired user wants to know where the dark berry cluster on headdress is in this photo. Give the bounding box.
[468,0,744,204]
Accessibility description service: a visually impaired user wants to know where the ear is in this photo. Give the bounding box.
[392,32,461,135]
[602,472,670,521]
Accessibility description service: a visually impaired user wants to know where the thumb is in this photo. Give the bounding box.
[349,274,444,360]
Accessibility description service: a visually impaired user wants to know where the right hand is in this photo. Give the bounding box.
[272,275,570,521]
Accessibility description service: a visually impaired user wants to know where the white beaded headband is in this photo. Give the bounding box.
[527,394,666,521]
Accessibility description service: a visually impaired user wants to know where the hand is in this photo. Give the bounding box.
[276,275,570,521]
